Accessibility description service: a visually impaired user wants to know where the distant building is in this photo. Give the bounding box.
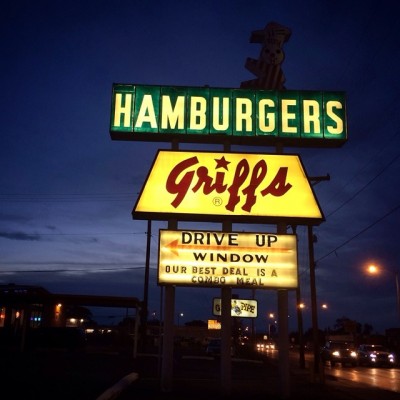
[0,283,140,352]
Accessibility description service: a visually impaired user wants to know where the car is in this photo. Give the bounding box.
[320,341,358,367]
[256,340,276,351]
[357,344,395,367]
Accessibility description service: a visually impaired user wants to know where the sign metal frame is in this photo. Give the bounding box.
[157,229,298,289]
[133,149,325,225]
[110,83,347,148]
[212,297,258,318]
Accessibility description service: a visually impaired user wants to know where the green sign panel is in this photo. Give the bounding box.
[110,84,347,147]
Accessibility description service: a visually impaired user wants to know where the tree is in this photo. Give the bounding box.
[333,316,358,334]
[362,323,374,336]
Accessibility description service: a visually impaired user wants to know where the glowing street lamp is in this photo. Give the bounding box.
[268,313,275,339]
[177,312,184,326]
[367,264,400,321]
[298,302,328,311]
[367,264,378,275]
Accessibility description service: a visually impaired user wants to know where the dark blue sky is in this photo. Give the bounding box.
[1,0,400,333]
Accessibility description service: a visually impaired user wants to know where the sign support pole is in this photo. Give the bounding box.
[140,219,151,352]
[160,139,179,393]
[308,225,320,377]
[277,222,290,399]
[160,284,175,392]
[276,142,290,399]
[220,141,232,396]
[221,284,232,396]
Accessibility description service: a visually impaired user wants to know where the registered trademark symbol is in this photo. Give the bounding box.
[213,197,223,206]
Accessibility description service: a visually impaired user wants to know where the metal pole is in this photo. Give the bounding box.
[274,142,290,399]
[141,219,151,351]
[251,289,256,343]
[160,140,179,393]
[296,287,306,369]
[268,321,271,339]
[308,225,320,376]
[277,221,290,399]
[157,285,163,378]
[221,285,232,396]
[306,176,329,378]
[292,225,305,368]
[277,289,290,399]
[220,141,232,397]
[160,285,175,392]
[133,307,140,359]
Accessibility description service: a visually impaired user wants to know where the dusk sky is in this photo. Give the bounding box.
[1,0,400,334]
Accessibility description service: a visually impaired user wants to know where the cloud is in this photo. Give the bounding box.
[0,212,32,223]
[0,231,41,241]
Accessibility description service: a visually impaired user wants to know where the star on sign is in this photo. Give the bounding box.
[215,156,230,170]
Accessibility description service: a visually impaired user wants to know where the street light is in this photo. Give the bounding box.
[367,264,400,321]
[295,300,327,372]
[177,312,184,326]
[297,302,328,311]
[367,264,378,274]
[268,313,275,339]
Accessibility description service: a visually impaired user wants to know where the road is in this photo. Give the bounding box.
[2,344,399,399]
[264,348,400,393]
[326,362,400,392]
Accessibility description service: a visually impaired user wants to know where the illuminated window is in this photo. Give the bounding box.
[0,307,5,328]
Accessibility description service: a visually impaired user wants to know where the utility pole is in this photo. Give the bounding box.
[308,225,320,376]
[308,174,330,379]
[291,225,305,369]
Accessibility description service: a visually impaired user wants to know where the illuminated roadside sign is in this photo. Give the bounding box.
[110,84,347,147]
[213,298,258,318]
[133,150,324,224]
[208,320,221,330]
[158,229,298,289]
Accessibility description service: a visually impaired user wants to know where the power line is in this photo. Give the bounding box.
[0,192,134,196]
[0,193,134,203]
[0,266,156,273]
[316,203,400,264]
[14,232,144,236]
[325,145,400,219]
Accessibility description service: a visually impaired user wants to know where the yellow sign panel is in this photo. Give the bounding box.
[158,229,298,289]
[133,150,324,224]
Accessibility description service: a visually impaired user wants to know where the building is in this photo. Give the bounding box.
[0,283,141,353]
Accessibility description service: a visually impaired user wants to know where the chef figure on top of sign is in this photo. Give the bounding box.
[241,21,291,90]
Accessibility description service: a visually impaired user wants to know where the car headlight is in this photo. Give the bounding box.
[332,351,340,357]
[350,351,357,358]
